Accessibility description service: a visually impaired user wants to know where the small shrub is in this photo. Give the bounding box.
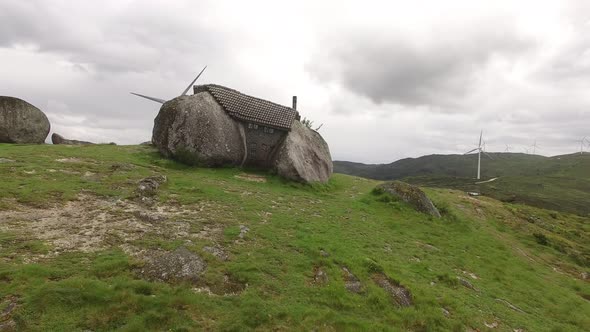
[132,282,154,296]
[436,274,459,287]
[364,258,384,274]
[549,240,567,254]
[300,117,323,131]
[533,232,549,246]
[435,201,451,215]
[377,195,392,203]
[371,187,385,195]
[368,294,386,310]
[434,200,458,222]
[301,117,313,129]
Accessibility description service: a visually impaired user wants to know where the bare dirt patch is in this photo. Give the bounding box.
[203,245,229,261]
[0,194,229,260]
[193,274,247,296]
[234,173,267,183]
[55,157,97,164]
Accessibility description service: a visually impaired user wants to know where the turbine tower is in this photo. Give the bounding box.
[464,130,493,180]
[130,66,207,104]
[577,136,589,155]
[530,140,540,155]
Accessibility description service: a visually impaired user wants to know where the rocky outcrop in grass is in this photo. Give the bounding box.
[375,181,441,218]
[139,247,207,283]
[372,273,413,307]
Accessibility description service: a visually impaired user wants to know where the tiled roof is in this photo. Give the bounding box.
[194,84,298,131]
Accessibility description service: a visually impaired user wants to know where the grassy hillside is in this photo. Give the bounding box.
[334,153,590,216]
[0,144,588,331]
[335,153,555,179]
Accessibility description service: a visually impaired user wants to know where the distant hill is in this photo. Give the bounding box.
[335,152,590,215]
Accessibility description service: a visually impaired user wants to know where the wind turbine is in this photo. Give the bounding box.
[577,136,588,155]
[131,66,207,104]
[504,144,512,152]
[464,130,493,180]
[530,140,540,155]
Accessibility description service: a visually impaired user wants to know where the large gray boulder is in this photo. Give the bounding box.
[152,93,244,166]
[51,133,95,145]
[273,121,333,183]
[375,181,441,218]
[0,96,50,144]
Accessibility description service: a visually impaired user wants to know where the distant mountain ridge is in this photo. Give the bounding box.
[334,152,590,215]
[335,153,555,180]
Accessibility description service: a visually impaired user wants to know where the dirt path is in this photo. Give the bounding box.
[475,177,498,184]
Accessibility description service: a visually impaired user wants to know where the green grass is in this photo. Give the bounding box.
[0,144,588,331]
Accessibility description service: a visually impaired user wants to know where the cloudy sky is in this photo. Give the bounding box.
[1,0,589,163]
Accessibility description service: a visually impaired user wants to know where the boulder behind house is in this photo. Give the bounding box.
[0,96,50,144]
[375,181,441,218]
[51,133,95,145]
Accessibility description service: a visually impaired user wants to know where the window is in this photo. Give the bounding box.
[253,124,258,130]
[248,123,253,129]
[269,128,274,134]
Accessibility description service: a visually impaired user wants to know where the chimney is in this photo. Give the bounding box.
[292,96,297,110]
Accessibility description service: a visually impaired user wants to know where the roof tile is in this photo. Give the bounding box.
[194,84,298,131]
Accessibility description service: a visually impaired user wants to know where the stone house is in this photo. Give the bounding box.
[193,84,300,168]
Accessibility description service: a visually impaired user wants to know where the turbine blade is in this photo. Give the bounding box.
[464,148,478,155]
[181,65,207,96]
[130,93,166,104]
[478,130,483,147]
[484,151,494,160]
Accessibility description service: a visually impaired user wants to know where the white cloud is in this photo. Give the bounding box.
[0,0,589,162]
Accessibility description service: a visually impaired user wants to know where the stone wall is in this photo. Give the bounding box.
[243,123,286,168]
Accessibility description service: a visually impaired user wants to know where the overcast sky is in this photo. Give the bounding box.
[1,0,589,163]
